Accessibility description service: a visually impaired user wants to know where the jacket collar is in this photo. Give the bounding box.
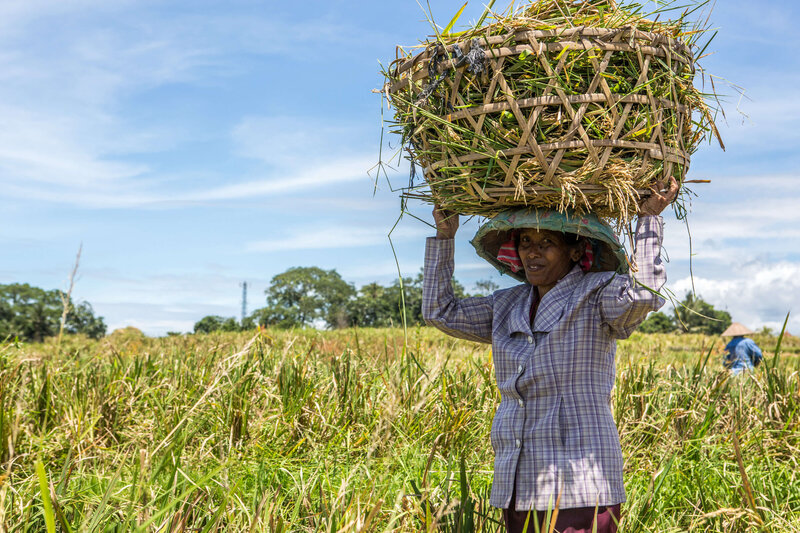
[507,265,584,335]
[507,286,536,335]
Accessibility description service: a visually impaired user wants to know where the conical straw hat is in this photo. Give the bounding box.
[721,322,754,337]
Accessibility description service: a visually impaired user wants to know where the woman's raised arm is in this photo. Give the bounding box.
[422,207,493,344]
[598,176,679,338]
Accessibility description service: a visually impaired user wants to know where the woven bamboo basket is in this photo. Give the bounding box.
[384,0,720,221]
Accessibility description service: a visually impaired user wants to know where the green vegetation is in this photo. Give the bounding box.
[197,274,732,338]
[2,329,798,531]
[0,283,106,342]
[638,311,675,334]
[639,292,733,335]
[197,267,473,333]
[673,292,733,335]
[193,315,255,334]
[254,267,357,329]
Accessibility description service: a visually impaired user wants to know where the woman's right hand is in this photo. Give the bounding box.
[433,206,459,240]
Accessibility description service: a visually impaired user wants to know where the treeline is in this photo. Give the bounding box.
[0,283,106,342]
[196,268,736,336]
[0,277,736,342]
[639,292,732,335]
[195,266,496,333]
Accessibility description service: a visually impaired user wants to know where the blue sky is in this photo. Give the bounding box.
[2,0,799,336]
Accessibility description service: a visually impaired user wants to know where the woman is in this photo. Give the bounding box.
[422,178,679,533]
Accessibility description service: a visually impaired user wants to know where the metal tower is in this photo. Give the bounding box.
[240,281,248,323]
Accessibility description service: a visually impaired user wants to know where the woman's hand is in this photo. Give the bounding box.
[639,176,680,216]
[433,206,459,239]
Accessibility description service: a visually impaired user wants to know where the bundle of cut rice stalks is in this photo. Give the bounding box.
[382,0,723,222]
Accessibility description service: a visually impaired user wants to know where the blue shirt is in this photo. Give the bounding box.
[724,336,762,374]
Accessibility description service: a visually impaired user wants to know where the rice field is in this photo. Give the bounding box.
[1,327,799,531]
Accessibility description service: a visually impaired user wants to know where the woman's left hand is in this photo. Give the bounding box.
[639,176,679,216]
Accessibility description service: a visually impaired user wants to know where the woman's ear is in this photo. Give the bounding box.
[570,249,582,262]
[569,240,585,262]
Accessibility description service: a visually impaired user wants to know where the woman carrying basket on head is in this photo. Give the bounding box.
[422,177,679,533]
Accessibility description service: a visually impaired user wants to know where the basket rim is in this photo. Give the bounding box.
[388,24,694,92]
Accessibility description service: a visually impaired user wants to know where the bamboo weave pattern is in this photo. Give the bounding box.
[385,2,717,221]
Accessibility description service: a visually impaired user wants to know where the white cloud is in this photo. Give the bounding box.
[300,196,396,212]
[0,106,149,186]
[669,209,800,243]
[246,224,429,253]
[668,260,800,333]
[82,268,270,335]
[0,0,129,34]
[0,2,379,209]
[231,116,372,168]
[701,173,800,191]
[3,154,374,208]
[711,82,800,152]
[185,156,373,202]
[661,175,800,262]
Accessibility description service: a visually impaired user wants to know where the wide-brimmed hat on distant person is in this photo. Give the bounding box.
[721,322,754,337]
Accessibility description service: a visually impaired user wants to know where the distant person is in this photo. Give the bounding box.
[722,323,763,374]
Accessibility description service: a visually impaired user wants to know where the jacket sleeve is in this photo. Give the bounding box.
[746,339,763,364]
[422,237,493,344]
[599,215,667,339]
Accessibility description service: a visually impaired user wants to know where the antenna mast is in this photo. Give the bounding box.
[240,281,248,323]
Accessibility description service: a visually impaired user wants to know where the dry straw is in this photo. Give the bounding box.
[382,0,723,222]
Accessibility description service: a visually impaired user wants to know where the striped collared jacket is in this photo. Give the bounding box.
[422,216,666,510]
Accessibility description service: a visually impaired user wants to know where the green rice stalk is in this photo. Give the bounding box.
[35,461,56,533]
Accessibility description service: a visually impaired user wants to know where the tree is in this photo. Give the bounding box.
[248,267,475,330]
[66,302,107,339]
[347,282,396,327]
[673,292,732,335]
[256,267,356,329]
[387,273,425,327]
[193,315,241,334]
[240,315,257,330]
[0,283,106,341]
[474,278,500,296]
[638,311,675,333]
[347,271,471,328]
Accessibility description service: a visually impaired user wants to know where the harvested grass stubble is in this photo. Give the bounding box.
[383,0,722,223]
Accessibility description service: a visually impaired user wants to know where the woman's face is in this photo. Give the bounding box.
[517,229,582,297]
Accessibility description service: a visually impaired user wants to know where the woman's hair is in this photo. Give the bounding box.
[562,232,582,245]
[513,230,582,247]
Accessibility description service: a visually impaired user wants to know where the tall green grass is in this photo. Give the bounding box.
[1,327,798,531]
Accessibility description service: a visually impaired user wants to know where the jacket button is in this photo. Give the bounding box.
[518,399,524,407]
[527,336,533,344]
[515,439,521,448]
[518,364,524,373]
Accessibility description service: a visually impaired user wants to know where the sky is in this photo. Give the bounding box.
[2,0,799,336]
